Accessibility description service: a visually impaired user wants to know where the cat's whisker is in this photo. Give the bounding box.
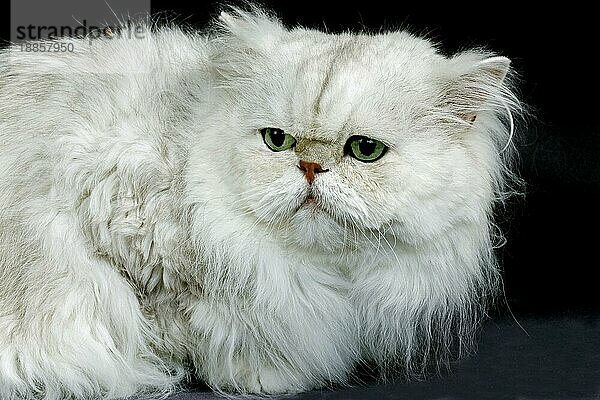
[377,229,403,268]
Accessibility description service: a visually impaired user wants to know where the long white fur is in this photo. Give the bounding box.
[0,7,522,399]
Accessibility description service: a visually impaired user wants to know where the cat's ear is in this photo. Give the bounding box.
[217,7,286,53]
[441,53,515,124]
[210,8,286,82]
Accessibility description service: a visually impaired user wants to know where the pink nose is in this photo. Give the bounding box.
[298,160,328,184]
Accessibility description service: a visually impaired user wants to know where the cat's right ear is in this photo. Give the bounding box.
[216,7,286,53]
[209,7,286,82]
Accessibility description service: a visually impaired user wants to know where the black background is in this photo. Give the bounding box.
[2,0,599,316]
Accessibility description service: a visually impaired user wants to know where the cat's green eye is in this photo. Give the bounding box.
[260,128,296,152]
[344,135,388,162]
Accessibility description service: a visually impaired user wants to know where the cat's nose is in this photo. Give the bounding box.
[298,160,328,184]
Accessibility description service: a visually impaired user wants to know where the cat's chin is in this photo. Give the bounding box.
[284,203,349,252]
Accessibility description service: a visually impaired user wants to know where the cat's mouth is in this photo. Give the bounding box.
[298,190,320,210]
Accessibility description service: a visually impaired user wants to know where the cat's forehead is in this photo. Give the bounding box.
[273,30,441,141]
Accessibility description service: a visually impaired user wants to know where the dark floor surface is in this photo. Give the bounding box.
[169,314,600,400]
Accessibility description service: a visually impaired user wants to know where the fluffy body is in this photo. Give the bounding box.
[0,9,521,399]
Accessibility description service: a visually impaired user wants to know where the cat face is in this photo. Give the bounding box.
[200,12,515,252]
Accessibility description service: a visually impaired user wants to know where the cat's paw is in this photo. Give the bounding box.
[255,366,305,395]
[207,361,310,395]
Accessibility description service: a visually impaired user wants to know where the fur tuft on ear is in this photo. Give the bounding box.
[477,56,510,82]
[216,6,285,51]
[440,52,519,125]
[208,6,286,83]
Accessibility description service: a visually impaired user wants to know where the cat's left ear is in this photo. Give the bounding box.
[441,53,514,123]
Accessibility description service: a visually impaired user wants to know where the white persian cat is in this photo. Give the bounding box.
[0,7,521,399]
